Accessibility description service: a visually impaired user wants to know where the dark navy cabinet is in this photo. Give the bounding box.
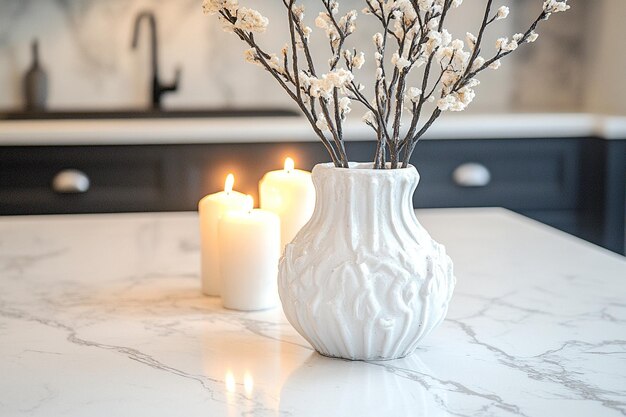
[0,137,624,254]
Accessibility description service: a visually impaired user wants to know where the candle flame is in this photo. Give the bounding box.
[284,157,295,173]
[245,195,254,213]
[224,173,235,194]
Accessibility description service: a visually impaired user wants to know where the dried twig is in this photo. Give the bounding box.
[203,0,570,169]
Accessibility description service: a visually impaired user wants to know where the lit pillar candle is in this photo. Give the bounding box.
[218,196,281,311]
[198,174,247,296]
[259,157,315,250]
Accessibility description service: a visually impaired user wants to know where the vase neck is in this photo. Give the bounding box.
[305,163,421,251]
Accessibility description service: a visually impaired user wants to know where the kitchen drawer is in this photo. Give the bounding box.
[344,139,581,210]
[406,139,582,210]
[0,146,180,214]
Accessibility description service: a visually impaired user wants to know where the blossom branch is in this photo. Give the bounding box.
[204,0,571,169]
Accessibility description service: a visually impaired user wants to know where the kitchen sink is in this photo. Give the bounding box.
[0,108,300,120]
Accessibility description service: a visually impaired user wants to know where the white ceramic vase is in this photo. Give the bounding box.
[278,162,456,360]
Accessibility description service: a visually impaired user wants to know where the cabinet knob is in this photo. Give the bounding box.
[52,169,90,194]
[452,163,491,187]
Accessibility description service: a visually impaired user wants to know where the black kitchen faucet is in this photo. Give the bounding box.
[131,11,180,109]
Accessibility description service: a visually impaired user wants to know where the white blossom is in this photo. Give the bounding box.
[235,7,269,33]
[329,1,339,15]
[489,59,502,70]
[543,0,570,14]
[268,54,285,74]
[440,70,459,88]
[338,97,352,118]
[298,71,312,89]
[406,87,422,103]
[471,56,485,71]
[243,48,259,65]
[418,0,435,12]
[391,52,411,70]
[496,6,510,20]
[328,68,353,86]
[300,26,312,42]
[436,38,470,70]
[316,113,329,131]
[339,10,358,35]
[437,95,457,111]
[527,32,539,42]
[203,0,270,33]
[202,0,238,15]
[466,32,477,50]
[496,37,518,52]
[438,85,476,112]
[362,111,377,126]
[425,29,452,55]
[430,0,443,14]
[301,68,354,99]
[246,50,285,76]
[465,78,480,89]
[316,12,339,40]
[352,52,366,69]
[373,33,384,50]
[292,5,305,21]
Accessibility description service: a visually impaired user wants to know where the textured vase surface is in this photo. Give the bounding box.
[278,162,456,360]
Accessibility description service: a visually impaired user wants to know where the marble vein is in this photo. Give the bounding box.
[448,319,626,415]
[369,359,529,417]
[0,305,215,392]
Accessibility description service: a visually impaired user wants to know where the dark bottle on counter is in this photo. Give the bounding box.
[23,39,48,111]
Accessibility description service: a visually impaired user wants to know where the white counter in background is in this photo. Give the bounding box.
[1,209,625,417]
[1,113,625,146]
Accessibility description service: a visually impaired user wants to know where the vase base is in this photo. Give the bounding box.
[315,348,416,362]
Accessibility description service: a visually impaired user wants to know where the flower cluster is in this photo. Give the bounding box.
[203,0,571,169]
[201,0,237,14]
[299,69,354,100]
[202,0,268,33]
[543,0,570,14]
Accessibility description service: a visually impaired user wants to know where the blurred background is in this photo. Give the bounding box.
[0,0,621,113]
[0,0,624,254]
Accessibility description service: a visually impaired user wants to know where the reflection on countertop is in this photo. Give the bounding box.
[279,354,448,417]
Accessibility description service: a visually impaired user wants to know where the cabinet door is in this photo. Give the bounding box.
[346,138,584,243]
[408,138,581,210]
[0,146,181,215]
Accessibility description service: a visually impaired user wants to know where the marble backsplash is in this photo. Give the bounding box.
[0,0,587,114]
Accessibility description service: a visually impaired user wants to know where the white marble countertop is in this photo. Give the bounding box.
[0,113,625,146]
[1,208,625,417]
